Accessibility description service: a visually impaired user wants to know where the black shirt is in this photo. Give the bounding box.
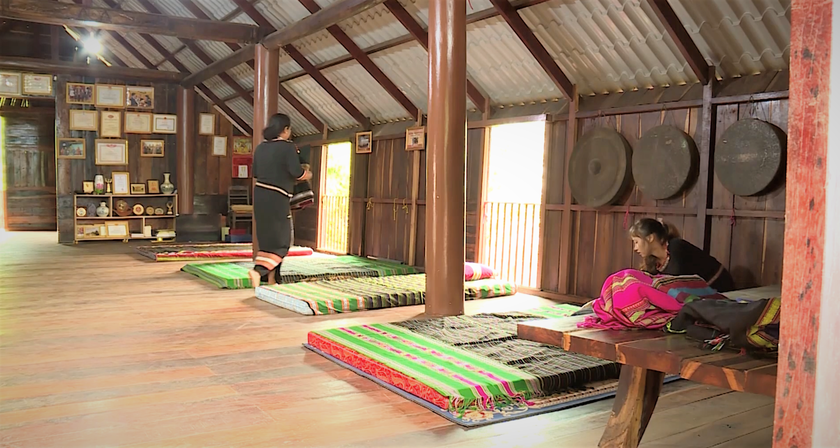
[657,238,735,292]
[252,139,305,194]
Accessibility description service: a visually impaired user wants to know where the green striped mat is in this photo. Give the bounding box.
[257,274,518,315]
[181,255,418,289]
[312,323,541,412]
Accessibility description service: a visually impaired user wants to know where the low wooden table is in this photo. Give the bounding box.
[518,316,778,448]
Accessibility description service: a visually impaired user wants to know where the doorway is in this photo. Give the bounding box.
[480,120,546,288]
[317,141,352,254]
[0,114,57,232]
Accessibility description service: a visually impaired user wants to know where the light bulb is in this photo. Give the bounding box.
[82,36,102,54]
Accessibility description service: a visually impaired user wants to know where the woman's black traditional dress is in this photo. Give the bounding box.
[252,138,305,278]
[655,238,735,292]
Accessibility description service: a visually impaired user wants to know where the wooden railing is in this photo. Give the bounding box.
[480,202,541,288]
[318,195,350,254]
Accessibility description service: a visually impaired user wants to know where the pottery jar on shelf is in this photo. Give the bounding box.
[96,201,110,217]
[160,173,175,195]
[94,175,105,194]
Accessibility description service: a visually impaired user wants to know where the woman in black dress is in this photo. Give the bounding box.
[248,114,312,286]
[629,218,735,292]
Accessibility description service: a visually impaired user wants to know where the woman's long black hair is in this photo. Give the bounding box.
[628,218,680,273]
[263,113,291,141]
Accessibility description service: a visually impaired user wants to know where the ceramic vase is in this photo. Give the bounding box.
[96,201,110,217]
[160,173,175,195]
[94,175,105,194]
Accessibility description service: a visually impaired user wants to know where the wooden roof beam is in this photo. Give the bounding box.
[0,56,182,82]
[0,0,261,43]
[182,0,385,87]
[488,0,574,100]
[297,0,419,119]
[179,0,324,132]
[383,0,489,113]
[646,0,712,85]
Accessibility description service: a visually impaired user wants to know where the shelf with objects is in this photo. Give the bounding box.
[73,192,179,244]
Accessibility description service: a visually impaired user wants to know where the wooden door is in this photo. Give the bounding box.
[2,113,57,231]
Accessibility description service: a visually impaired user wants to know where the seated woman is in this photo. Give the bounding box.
[629,218,735,292]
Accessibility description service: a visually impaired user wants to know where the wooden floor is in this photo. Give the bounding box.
[0,231,774,447]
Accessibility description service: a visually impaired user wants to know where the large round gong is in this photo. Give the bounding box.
[568,127,633,207]
[715,119,787,197]
[633,125,699,200]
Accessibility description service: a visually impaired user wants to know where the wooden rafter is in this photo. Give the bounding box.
[179,0,324,132]
[0,0,260,43]
[232,0,368,126]
[183,0,384,87]
[297,0,419,119]
[382,0,489,112]
[646,0,711,85]
[0,56,182,82]
[91,0,252,134]
[487,0,574,100]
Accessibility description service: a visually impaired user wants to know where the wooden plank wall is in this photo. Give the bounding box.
[299,96,787,300]
[55,76,243,243]
[338,129,485,267]
[544,99,788,298]
[1,110,57,231]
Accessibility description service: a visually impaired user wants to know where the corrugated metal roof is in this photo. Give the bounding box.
[284,76,358,130]
[277,94,321,136]
[673,0,790,78]
[467,16,562,104]
[321,60,411,124]
[75,0,791,136]
[228,96,254,128]
[369,41,430,113]
[205,75,237,100]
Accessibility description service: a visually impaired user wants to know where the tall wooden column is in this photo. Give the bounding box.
[176,86,195,215]
[252,43,279,257]
[775,1,840,446]
[425,0,466,317]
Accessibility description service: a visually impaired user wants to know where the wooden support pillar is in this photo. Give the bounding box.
[557,87,578,294]
[425,0,466,317]
[407,111,423,266]
[775,1,840,446]
[251,43,279,258]
[176,86,195,215]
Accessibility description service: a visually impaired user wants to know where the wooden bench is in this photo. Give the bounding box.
[518,315,778,448]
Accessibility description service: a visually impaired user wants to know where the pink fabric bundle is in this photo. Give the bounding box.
[464,262,496,281]
[579,269,707,330]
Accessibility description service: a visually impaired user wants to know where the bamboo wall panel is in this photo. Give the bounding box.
[2,113,56,231]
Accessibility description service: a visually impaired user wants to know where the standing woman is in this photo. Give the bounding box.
[629,218,735,292]
[248,114,312,286]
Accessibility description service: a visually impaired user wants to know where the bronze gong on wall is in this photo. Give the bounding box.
[715,119,787,197]
[633,125,699,200]
[568,127,633,207]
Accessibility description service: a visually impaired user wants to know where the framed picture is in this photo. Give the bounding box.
[95,139,128,165]
[147,179,160,194]
[105,221,130,238]
[95,84,125,108]
[233,137,252,155]
[22,73,52,96]
[212,136,227,156]
[111,171,130,195]
[153,114,176,134]
[130,183,146,195]
[125,112,152,134]
[57,138,85,159]
[66,82,95,104]
[83,181,95,194]
[140,139,164,157]
[126,86,154,109]
[199,113,215,135]
[405,126,425,151]
[355,131,372,154]
[69,110,98,131]
[100,111,122,138]
[0,72,21,96]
